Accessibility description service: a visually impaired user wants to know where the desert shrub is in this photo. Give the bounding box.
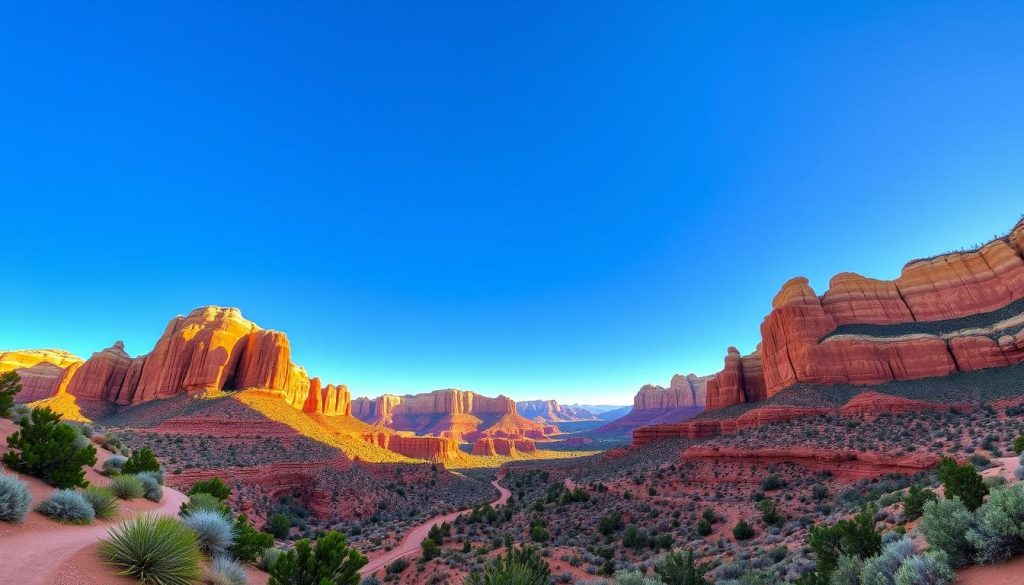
[732,520,755,540]
[965,484,1024,564]
[892,550,953,585]
[758,499,781,526]
[260,547,284,571]
[1016,464,1024,481]
[208,555,248,585]
[101,514,202,585]
[102,455,128,476]
[231,513,274,563]
[901,486,936,521]
[919,498,974,568]
[0,371,21,417]
[1013,435,1024,455]
[122,446,160,475]
[36,489,95,524]
[188,477,231,501]
[761,475,784,491]
[386,558,409,575]
[266,512,291,539]
[137,471,163,502]
[421,537,440,560]
[614,571,661,585]
[937,456,988,512]
[465,545,550,585]
[696,518,712,536]
[110,474,146,500]
[859,537,917,585]
[654,549,708,585]
[268,531,367,585]
[829,555,863,585]
[806,509,881,581]
[0,470,32,522]
[82,485,119,519]
[531,524,549,542]
[2,407,97,488]
[183,509,234,557]
[181,492,231,517]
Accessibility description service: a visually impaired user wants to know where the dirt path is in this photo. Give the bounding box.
[360,475,512,576]
[0,481,189,585]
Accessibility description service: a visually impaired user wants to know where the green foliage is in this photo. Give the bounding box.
[266,512,291,539]
[183,509,234,557]
[36,489,95,524]
[530,524,549,542]
[82,486,119,519]
[829,555,863,585]
[859,537,917,585]
[937,456,988,512]
[137,471,163,502]
[268,531,367,585]
[901,485,936,521]
[0,470,32,522]
[760,474,784,491]
[919,497,974,568]
[464,546,551,585]
[0,371,21,418]
[421,537,440,561]
[260,548,284,571]
[622,525,647,548]
[2,407,97,488]
[110,474,146,500]
[614,570,662,585]
[732,520,755,540]
[122,447,160,475]
[757,498,781,526]
[208,555,248,585]
[1013,435,1024,455]
[598,511,622,535]
[892,551,954,585]
[806,508,882,581]
[230,513,274,563]
[100,515,203,585]
[188,477,231,501]
[386,558,409,575]
[654,549,708,585]
[696,518,712,536]
[965,484,1024,564]
[181,492,231,517]
[102,455,128,476]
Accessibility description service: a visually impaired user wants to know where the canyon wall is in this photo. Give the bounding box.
[516,400,596,422]
[0,349,83,401]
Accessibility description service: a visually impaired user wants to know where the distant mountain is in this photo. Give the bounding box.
[516,399,598,422]
[593,405,632,421]
[571,404,629,415]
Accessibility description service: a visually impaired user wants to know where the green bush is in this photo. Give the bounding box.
[102,455,128,476]
[121,447,160,475]
[465,546,551,585]
[937,456,988,512]
[0,371,21,418]
[614,570,662,585]
[259,547,284,571]
[110,474,146,500]
[757,498,781,526]
[266,513,291,539]
[859,537,917,584]
[188,477,231,501]
[82,486,119,520]
[208,555,248,585]
[1013,435,1024,455]
[696,518,712,536]
[893,550,954,585]
[231,514,274,563]
[732,520,755,540]
[654,549,708,585]
[100,515,202,585]
[920,497,974,568]
[268,531,367,585]
[386,558,408,575]
[0,470,32,522]
[182,509,234,557]
[36,489,95,524]
[2,407,97,488]
[181,492,231,517]
[421,537,440,561]
[966,484,1024,564]
[806,508,881,581]
[902,485,936,521]
[137,471,163,502]
[530,524,549,542]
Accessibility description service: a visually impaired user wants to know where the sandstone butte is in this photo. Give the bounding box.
[593,373,710,434]
[516,399,597,422]
[351,388,553,441]
[627,216,1024,444]
[471,437,538,457]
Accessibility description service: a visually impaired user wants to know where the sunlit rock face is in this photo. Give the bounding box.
[0,349,83,401]
[516,400,596,422]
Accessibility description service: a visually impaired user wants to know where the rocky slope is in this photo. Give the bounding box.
[632,215,1024,444]
[352,389,552,441]
[516,399,597,422]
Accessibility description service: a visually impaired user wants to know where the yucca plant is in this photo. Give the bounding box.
[100,515,202,585]
[110,474,146,500]
[36,489,95,524]
[182,509,234,556]
[208,555,248,585]
[82,486,119,520]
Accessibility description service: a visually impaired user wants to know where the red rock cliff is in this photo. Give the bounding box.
[0,349,83,401]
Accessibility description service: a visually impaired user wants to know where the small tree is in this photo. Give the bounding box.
[0,371,21,417]
[465,546,550,585]
[268,531,367,585]
[806,508,881,581]
[654,549,708,585]
[902,485,937,521]
[732,520,755,540]
[1013,435,1024,455]
[2,407,97,488]
[267,513,291,539]
[421,537,440,561]
[231,514,274,563]
[188,477,231,501]
[121,447,160,475]
[937,456,988,512]
[757,498,782,526]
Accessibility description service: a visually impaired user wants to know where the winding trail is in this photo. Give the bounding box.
[360,475,512,575]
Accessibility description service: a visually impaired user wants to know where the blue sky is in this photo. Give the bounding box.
[1,2,1021,404]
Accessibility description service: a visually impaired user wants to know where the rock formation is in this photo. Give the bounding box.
[516,400,596,422]
[0,349,83,401]
[471,437,537,456]
[594,374,711,434]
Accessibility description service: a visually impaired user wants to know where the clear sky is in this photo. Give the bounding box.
[1,2,1021,405]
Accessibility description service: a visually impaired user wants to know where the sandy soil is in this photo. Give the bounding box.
[958,554,1024,585]
[360,476,511,576]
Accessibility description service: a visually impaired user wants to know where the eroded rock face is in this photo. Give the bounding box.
[0,349,83,401]
[364,432,464,462]
[516,400,596,422]
[471,437,537,456]
[65,341,134,401]
[705,348,767,411]
[681,445,940,480]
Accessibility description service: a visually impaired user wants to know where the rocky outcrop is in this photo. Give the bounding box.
[516,400,596,422]
[682,445,940,480]
[633,405,831,444]
[64,342,134,401]
[471,437,537,456]
[364,432,464,462]
[838,391,960,417]
[705,348,766,411]
[0,349,83,401]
